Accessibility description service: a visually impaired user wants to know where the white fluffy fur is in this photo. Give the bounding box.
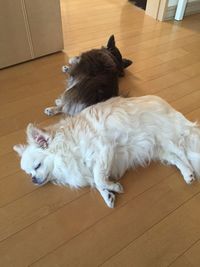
[14,96,200,208]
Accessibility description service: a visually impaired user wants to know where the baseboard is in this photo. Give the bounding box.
[164,0,200,20]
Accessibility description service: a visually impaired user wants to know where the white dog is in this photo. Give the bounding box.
[14,96,200,208]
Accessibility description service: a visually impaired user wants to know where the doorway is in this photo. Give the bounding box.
[129,0,147,10]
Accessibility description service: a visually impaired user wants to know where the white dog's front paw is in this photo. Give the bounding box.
[62,65,69,73]
[184,173,196,184]
[44,107,55,116]
[114,182,124,194]
[99,188,116,208]
[105,191,115,208]
[105,182,124,194]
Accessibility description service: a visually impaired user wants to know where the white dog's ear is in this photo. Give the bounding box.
[26,123,51,149]
[13,144,26,157]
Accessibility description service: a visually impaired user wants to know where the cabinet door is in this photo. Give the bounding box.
[0,0,32,68]
[24,0,64,58]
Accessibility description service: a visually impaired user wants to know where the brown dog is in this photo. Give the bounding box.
[44,35,132,116]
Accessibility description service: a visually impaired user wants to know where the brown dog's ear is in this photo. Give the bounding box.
[26,123,51,149]
[122,58,133,69]
[13,144,26,157]
[107,35,115,49]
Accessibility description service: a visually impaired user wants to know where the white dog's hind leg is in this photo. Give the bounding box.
[161,153,195,184]
[97,188,116,208]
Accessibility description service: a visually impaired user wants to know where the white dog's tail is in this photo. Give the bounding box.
[186,124,200,179]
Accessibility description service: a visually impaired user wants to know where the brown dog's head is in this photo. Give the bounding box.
[66,35,132,78]
[106,35,132,76]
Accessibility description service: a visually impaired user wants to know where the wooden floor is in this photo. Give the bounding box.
[0,1,200,266]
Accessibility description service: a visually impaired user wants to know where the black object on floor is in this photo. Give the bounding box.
[129,0,147,10]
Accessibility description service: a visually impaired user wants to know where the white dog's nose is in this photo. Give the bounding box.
[32,177,38,184]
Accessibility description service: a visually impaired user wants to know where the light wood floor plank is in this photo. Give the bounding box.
[0,164,173,266]
[30,173,200,267]
[101,193,200,267]
[170,240,200,267]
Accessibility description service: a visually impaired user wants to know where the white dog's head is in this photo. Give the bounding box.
[13,123,54,186]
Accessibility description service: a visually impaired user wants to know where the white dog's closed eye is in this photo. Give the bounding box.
[34,162,41,171]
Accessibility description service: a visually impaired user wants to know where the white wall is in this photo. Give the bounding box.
[168,0,199,6]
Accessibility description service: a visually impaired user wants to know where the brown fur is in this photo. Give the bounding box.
[44,35,132,116]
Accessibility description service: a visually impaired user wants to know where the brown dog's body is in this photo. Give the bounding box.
[44,35,132,116]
